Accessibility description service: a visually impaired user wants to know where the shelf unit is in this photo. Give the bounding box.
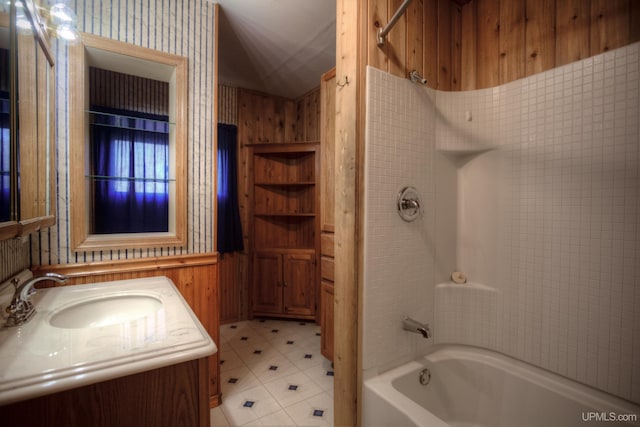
[249,143,320,320]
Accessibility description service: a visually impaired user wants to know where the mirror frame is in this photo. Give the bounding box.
[69,32,188,252]
[0,0,56,241]
[0,11,17,239]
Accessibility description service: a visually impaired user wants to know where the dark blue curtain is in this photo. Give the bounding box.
[90,106,169,234]
[0,92,10,223]
[217,123,243,254]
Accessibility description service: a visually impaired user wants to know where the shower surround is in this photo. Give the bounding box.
[363,41,640,404]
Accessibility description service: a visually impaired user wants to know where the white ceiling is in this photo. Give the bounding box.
[216,0,336,99]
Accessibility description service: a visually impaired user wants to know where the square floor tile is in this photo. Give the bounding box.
[210,406,231,427]
[263,371,323,408]
[221,384,282,427]
[220,365,261,397]
[241,409,297,427]
[286,349,323,370]
[304,364,334,393]
[251,355,299,383]
[284,391,333,427]
[220,347,245,373]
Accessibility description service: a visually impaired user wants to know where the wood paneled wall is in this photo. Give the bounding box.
[34,254,221,407]
[364,0,640,91]
[366,0,465,90]
[217,87,321,324]
[460,0,640,89]
[238,89,298,146]
[296,87,321,142]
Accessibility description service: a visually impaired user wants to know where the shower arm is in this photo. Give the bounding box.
[377,0,414,46]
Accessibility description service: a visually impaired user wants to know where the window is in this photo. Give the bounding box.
[69,33,187,251]
[89,106,170,234]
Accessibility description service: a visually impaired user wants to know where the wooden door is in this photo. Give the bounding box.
[283,252,316,317]
[252,252,283,314]
[320,281,334,361]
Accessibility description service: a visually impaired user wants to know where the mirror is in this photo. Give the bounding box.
[0,11,11,228]
[69,33,187,251]
[0,0,56,240]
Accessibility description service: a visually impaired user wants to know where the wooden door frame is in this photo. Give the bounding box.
[334,0,366,425]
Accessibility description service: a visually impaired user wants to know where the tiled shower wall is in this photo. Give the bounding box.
[362,67,457,375]
[31,0,217,266]
[448,42,640,404]
[364,42,639,403]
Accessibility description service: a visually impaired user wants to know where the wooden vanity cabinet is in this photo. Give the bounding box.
[0,358,210,427]
[249,143,319,320]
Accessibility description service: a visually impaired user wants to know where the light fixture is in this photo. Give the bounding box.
[49,3,76,26]
[47,2,80,43]
[55,23,78,42]
[23,0,81,44]
[14,1,32,34]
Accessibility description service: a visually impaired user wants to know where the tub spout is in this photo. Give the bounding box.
[403,316,431,339]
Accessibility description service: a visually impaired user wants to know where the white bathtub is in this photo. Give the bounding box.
[363,345,640,427]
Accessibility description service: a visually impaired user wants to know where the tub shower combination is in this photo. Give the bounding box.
[364,2,640,424]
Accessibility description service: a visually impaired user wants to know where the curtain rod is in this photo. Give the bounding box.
[377,0,414,46]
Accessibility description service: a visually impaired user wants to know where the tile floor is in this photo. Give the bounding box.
[211,319,334,426]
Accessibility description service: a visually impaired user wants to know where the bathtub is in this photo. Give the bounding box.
[363,345,640,427]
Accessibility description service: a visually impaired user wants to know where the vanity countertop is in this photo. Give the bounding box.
[0,276,216,405]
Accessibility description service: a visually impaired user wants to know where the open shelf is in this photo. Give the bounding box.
[253,215,316,250]
[254,184,316,215]
[253,151,315,184]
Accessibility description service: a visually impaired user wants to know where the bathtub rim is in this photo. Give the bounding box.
[423,345,639,416]
[364,344,640,427]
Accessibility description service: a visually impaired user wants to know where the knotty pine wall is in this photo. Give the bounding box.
[367,0,466,90]
[217,85,321,324]
[366,0,640,90]
[459,0,640,89]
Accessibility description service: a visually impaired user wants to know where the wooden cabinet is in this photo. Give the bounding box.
[319,69,336,360]
[0,358,210,427]
[320,281,334,361]
[0,5,57,241]
[252,250,316,317]
[249,143,319,320]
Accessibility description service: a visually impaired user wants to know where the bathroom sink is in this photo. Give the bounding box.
[0,276,216,406]
[48,293,163,329]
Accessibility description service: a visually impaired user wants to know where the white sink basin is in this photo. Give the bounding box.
[48,293,163,329]
[0,276,216,406]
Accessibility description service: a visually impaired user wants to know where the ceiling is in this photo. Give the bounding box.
[216,0,336,99]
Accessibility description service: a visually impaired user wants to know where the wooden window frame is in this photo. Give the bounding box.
[69,33,187,251]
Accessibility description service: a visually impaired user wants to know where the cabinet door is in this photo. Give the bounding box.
[283,252,316,316]
[252,252,283,314]
[320,281,334,362]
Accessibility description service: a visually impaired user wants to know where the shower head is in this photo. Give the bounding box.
[409,70,427,85]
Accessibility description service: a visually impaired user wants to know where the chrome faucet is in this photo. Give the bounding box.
[403,316,431,339]
[5,273,68,327]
